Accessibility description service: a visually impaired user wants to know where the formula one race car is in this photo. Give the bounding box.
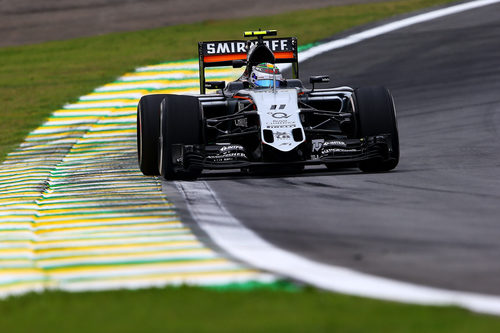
[137,30,399,180]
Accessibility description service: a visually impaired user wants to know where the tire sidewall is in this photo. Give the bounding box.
[137,94,168,176]
[159,95,203,180]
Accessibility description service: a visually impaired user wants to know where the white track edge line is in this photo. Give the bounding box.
[176,181,500,315]
[174,0,500,315]
[280,0,500,70]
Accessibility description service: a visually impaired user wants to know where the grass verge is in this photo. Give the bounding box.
[1,286,500,333]
[0,0,457,160]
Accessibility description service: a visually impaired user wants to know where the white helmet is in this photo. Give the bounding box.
[250,63,283,88]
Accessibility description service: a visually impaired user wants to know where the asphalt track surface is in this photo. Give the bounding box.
[0,0,383,47]
[174,2,500,295]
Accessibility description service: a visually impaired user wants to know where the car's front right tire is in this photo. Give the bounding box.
[159,95,204,180]
[137,94,168,176]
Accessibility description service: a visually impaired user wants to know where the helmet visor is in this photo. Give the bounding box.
[254,79,280,88]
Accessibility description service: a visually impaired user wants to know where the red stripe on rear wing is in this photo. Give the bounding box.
[203,51,295,64]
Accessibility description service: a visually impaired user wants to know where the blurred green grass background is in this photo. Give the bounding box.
[1,286,500,333]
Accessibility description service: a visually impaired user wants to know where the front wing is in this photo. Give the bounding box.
[170,134,394,171]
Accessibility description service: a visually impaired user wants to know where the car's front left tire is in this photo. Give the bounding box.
[354,86,399,172]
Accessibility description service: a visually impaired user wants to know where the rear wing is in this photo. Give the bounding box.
[198,35,299,94]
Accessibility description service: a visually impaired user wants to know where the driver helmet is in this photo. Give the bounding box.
[250,63,283,88]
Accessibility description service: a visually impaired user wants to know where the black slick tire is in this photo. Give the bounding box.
[354,86,399,172]
[159,95,203,180]
[137,94,168,176]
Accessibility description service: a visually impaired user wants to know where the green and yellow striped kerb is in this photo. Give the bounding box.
[0,60,276,297]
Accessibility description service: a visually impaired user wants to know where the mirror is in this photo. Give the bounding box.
[309,75,330,84]
[205,81,226,90]
[309,75,330,91]
[232,60,246,68]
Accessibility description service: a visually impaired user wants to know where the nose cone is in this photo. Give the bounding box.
[249,89,305,152]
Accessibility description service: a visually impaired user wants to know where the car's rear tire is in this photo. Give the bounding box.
[355,86,399,172]
[137,94,168,176]
[159,95,204,180]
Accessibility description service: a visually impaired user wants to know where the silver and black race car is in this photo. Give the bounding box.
[137,30,399,180]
